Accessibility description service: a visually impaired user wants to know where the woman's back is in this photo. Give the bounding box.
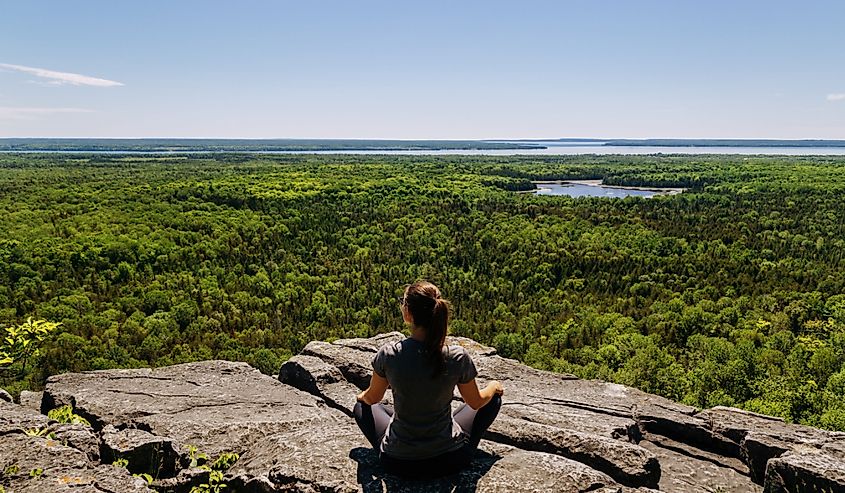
[373,338,477,459]
[353,280,503,478]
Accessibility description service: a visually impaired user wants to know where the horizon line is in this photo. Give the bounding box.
[2,137,845,141]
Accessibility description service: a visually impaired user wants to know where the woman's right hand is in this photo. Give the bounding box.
[487,380,504,396]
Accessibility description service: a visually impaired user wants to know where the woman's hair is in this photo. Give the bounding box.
[404,281,449,376]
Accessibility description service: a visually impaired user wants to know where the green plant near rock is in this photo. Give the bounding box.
[186,444,209,468]
[109,458,156,484]
[186,446,239,493]
[108,445,238,492]
[112,458,129,468]
[0,463,14,493]
[47,404,90,426]
[135,472,153,484]
[24,427,56,439]
[209,452,239,471]
[192,469,226,493]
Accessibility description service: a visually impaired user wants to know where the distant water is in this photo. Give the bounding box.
[475,141,845,156]
[296,145,845,156]
[4,141,845,155]
[533,183,662,198]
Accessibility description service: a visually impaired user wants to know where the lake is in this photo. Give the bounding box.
[4,140,845,155]
[474,141,845,156]
[531,180,683,198]
[305,146,845,156]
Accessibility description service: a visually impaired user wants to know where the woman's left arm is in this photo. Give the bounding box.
[357,372,389,405]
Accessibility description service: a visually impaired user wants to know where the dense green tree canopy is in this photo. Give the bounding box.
[0,153,843,430]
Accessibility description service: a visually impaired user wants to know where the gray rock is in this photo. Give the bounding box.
[639,434,761,493]
[0,388,11,403]
[330,332,407,353]
[486,416,660,488]
[764,450,845,493]
[100,425,181,476]
[291,333,844,492]
[0,399,49,434]
[301,340,378,390]
[43,360,336,458]
[742,432,793,484]
[0,429,153,492]
[50,423,101,462]
[32,334,845,493]
[228,420,622,493]
[279,354,361,414]
[297,335,663,486]
[18,390,43,412]
[39,355,635,492]
[696,406,845,485]
[152,467,210,493]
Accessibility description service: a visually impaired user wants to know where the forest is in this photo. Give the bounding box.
[0,153,843,432]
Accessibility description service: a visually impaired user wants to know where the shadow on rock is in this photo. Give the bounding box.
[350,447,500,493]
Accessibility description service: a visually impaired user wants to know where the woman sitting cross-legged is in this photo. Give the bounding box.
[353,281,504,479]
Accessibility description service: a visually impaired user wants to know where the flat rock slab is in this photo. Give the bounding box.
[51,423,101,462]
[764,449,845,493]
[639,435,761,493]
[486,417,660,488]
[289,332,841,493]
[101,424,181,476]
[279,354,361,414]
[18,390,43,412]
[43,360,342,458]
[28,333,845,493]
[229,419,623,493]
[1,399,49,434]
[303,334,644,439]
[694,406,845,483]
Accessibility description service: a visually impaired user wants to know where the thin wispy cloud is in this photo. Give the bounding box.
[827,93,845,102]
[0,63,123,87]
[0,107,95,120]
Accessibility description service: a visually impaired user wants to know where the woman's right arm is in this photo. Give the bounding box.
[458,379,504,410]
[357,371,389,405]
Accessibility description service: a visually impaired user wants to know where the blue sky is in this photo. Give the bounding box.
[1,1,843,139]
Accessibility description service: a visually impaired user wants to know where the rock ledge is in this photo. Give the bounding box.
[1,332,842,492]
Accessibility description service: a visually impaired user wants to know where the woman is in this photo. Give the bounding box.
[353,281,504,479]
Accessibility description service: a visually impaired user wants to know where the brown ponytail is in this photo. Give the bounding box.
[404,281,450,377]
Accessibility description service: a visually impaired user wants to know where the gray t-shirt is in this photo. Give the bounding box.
[372,337,478,460]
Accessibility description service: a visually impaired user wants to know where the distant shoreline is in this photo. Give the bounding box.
[489,138,845,148]
[4,138,845,156]
[0,138,545,153]
[4,138,845,153]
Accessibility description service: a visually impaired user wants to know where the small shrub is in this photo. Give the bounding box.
[47,405,90,426]
[187,447,239,493]
[24,427,56,439]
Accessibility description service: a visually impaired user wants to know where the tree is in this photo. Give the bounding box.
[1,318,60,381]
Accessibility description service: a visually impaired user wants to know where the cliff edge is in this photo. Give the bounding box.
[1,332,843,492]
